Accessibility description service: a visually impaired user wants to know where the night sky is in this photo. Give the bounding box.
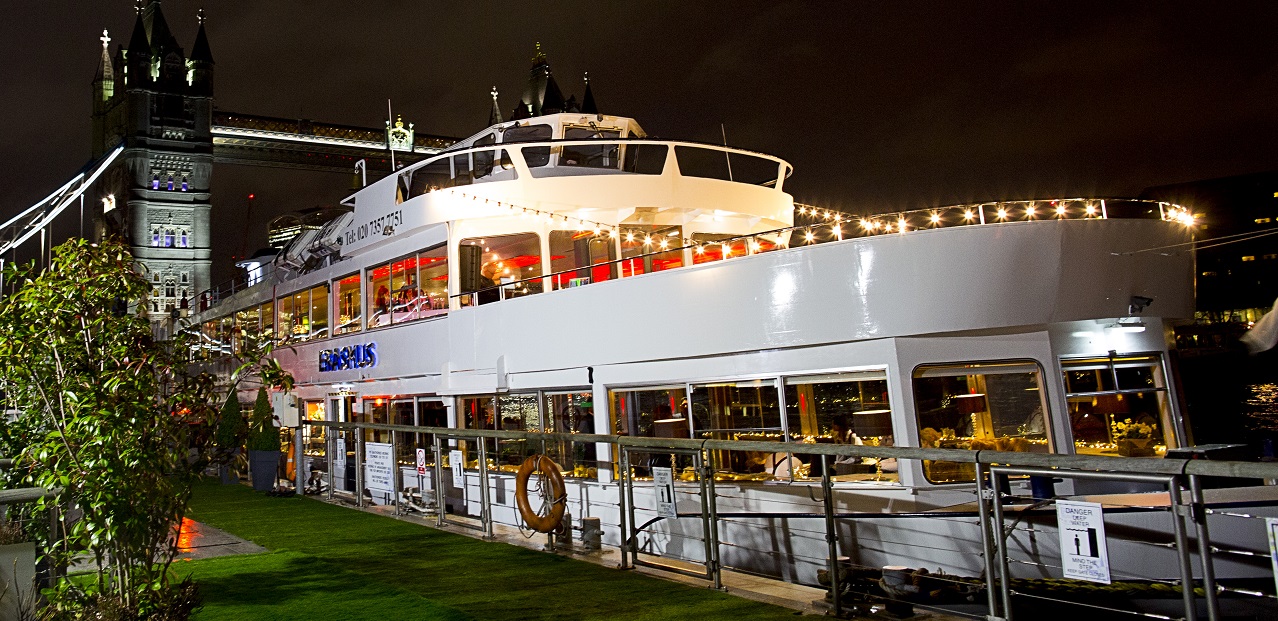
[3,1,1278,281]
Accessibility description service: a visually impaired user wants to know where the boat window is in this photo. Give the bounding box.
[504,124,553,167]
[620,225,683,276]
[674,145,783,186]
[309,284,329,340]
[391,399,416,466]
[233,307,256,355]
[451,153,472,186]
[609,386,695,479]
[333,272,362,335]
[458,233,543,306]
[408,159,453,197]
[784,372,897,484]
[621,144,668,175]
[363,397,390,444]
[366,245,448,328]
[912,361,1050,484]
[1061,354,1173,458]
[549,230,616,288]
[218,315,234,355]
[472,134,497,179]
[416,245,450,318]
[544,391,597,478]
[561,127,621,169]
[691,379,790,480]
[259,300,274,341]
[277,293,294,342]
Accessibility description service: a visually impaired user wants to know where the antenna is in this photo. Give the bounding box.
[720,123,733,182]
[387,99,397,172]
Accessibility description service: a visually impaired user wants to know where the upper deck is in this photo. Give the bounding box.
[337,112,795,257]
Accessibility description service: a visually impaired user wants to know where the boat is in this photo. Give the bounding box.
[191,102,1278,596]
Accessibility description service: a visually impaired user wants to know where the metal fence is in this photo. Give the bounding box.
[298,421,1278,621]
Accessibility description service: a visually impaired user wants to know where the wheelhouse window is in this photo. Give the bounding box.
[504,124,553,167]
[913,361,1049,483]
[472,134,497,179]
[459,233,543,306]
[784,372,897,483]
[621,144,668,175]
[620,225,683,276]
[1062,354,1174,457]
[561,127,621,169]
[549,230,616,289]
[333,273,362,335]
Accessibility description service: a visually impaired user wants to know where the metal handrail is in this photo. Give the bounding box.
[300,421,1278,480]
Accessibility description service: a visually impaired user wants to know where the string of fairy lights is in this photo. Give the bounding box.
[445,189,1197,260]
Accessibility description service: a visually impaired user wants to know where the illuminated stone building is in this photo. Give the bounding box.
[91,1,213,320]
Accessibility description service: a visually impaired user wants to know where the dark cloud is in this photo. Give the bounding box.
[3,1,1278,280]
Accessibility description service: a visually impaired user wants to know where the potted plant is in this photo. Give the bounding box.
[214,395,247,484]
[1111,418,1157,457]
[247,388,282,492]
[0,519,36,620]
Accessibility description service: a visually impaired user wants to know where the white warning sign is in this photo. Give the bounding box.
[652,466,677,518]
[1056,499,1111,584]
[449,449,465,488]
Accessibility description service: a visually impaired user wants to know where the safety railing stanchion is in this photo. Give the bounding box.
[1189,474,1221,621]
[1168,476,1198,621]
[988,468,1014,621]
[433,435,445,527]
[618,446,632,569]
[975,462,1003,620]
[477,434,493,538]
[325,430,335,501]
[293,427,303,493]
[820,454,841,618]
[391,430,400,516]
[355,425,364,508]
[705,450,723,590]
[696,451,713,581]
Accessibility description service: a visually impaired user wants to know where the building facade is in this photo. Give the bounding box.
[92,1,213,320]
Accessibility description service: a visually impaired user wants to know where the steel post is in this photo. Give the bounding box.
[326,431,335,501]
[355,427,364,508]
[477,435,492,538]
[705,451,723,590]
[433,435,445,527]
[821,454,841,618]
[618,447,632,569]
[391,431,400,516]
[1189,475,1220,621]
[975,462,1002,620]
[1168,478,1198,621]
[988,469,1014,621]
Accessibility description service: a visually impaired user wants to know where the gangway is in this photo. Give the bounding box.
[0,143,124,289]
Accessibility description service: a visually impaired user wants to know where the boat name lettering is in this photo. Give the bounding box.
[318,342,378,372]
[345,209,403,245]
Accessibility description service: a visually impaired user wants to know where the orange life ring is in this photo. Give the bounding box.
[515,455,566,533]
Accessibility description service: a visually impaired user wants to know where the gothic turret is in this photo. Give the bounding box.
[581,73,598,115]
[125,4,151,88]
[189,9,214,96]
[92,30,115,108]
[488,86,503,126]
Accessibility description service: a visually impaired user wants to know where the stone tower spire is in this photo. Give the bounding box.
[190,8,214,96]
[488,86,503,126]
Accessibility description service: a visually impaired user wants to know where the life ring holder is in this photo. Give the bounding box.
[515,454,567,533]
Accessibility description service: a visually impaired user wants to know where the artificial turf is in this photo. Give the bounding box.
[182,481,803,620]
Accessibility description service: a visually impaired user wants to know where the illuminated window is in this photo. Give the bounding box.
[1242,255,1256,262]
[1265,254,1278,260]
[1062,355,1173,458]
[1256,218,1272,224]
[1201,271,1217,277]
[913,361,1048,483]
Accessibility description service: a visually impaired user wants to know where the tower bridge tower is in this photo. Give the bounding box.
[92,1,213,320]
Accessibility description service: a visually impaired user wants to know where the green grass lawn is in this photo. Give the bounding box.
[183,482,803,620]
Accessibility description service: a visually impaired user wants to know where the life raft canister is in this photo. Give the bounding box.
[515,454,567,533]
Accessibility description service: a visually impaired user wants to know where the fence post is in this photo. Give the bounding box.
[1168,477,1198,621]
[1189,475,1220,621]
[821,454,841,618]
[705,451,722,590]
[433,435,445,527]
[987,469,1014,621]
[618,446,631,569]
[355,426,364,508]
[975,462,1003,620]
[477,434,493,538]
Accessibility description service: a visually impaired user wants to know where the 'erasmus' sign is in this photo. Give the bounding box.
[319,343,378,372]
